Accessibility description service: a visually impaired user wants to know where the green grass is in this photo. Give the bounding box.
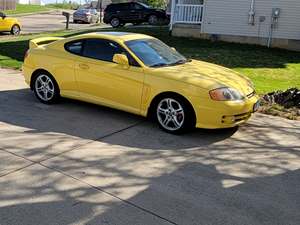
[0,26,299,94]
[4,4,52,15]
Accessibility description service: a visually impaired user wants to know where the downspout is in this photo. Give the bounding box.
[169,0,176,31]
[248,0,255,25]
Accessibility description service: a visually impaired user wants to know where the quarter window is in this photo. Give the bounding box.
[65,41,83,55]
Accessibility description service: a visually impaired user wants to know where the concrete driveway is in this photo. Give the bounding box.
[0,68,299,225]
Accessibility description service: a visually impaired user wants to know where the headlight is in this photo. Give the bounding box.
[209,87,244,101]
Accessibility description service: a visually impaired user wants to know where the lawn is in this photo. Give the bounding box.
[0,26,299,94]
[4,4,52,15]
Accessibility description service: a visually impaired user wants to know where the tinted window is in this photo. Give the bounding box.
[131,3,143,10]
[83,39,140,66]
[65,41,83,55]
[82,39,123,62]
[119,3,130,10]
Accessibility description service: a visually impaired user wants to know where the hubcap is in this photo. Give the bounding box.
[111,18,120,27]
[13,26,20,35]
[149,15,158,24]
[157,98,184,131]
[35,75,55,101]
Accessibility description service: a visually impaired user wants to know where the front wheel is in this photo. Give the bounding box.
[155,97,195,134]
[148,15,158,25]
[33,73,60,104]
[11,25,20,35]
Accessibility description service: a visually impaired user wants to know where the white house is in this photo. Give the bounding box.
[18,0,45,5]
[170,0,300,51]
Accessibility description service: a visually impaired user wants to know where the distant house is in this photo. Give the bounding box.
[0,0,17,10]
[170,0,300,51]
[18,0,45,5]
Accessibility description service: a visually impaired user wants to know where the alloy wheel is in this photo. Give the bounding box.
[157,98,185,131]
[111,18,120,27]
[35,74,55,102]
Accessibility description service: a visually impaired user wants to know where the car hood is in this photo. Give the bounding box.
[149,60,254,95]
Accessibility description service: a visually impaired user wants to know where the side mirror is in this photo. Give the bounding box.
[0,13,6,19]
[113,54,129,67]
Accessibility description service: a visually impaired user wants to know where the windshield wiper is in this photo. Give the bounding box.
[150,63,168,68]
[168,59,188,66]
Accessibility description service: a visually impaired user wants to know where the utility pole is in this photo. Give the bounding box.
[97,0,102,23]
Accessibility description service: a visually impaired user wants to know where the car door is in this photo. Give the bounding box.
[0,12,8,31]
[129,3,143,21]
[117,3,131,22]
[74,38,145,114]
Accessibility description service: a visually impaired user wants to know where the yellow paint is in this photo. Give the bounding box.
[0,16,21,32]
[23,32,259,129]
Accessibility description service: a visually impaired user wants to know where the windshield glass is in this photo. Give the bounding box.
[125,38,187,67]
[138,3,150,8]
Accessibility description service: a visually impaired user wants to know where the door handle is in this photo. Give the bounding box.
[79,63,89,70]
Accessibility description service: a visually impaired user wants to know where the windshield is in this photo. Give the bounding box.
[138,3,150,8]
[125,38,187,67]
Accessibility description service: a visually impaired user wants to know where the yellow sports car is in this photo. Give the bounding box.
[0,12,21,35]
[23,32,259,133]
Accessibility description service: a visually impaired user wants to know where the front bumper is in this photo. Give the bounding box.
[193,94,260,129]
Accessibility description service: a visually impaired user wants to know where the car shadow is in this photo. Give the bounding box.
[0,88,237,150]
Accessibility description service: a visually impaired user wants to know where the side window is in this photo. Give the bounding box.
[65,41,83,55]
[82,39,123,62]
[120,4,130,11]
[82,38,140,67]
[132,3,143,10]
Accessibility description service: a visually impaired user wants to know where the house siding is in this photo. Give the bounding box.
[0,0,17,10]
[18,0,42,5]
[202,0,300,40]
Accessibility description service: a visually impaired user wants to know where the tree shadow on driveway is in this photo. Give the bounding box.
[0,163,299,225]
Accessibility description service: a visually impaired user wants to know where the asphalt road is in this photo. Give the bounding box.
[16,11,103,34]
[0,68,300,225]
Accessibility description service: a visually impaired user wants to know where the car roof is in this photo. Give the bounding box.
[76,31,154,42]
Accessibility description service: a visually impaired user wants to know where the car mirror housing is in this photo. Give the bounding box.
[113,54,129,67]
[0,13,6,19]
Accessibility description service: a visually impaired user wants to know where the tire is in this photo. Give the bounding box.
[148,15,158,25]
[33,72,60,104]
[110,17,121,28]
[154,95,195,134]
[10,24,20,35]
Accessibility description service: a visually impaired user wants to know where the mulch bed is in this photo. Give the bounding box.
[258,88,300,120]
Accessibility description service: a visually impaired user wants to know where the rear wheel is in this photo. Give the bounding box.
[155,96,195,134]
[33,72,60,104]
[148,15,158,25]
[10,25,20,35]
[110,17,121,28]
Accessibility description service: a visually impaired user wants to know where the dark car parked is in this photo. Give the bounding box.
[104,2,167,28]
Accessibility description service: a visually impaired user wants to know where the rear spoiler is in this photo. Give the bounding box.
[29,37,65,49]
